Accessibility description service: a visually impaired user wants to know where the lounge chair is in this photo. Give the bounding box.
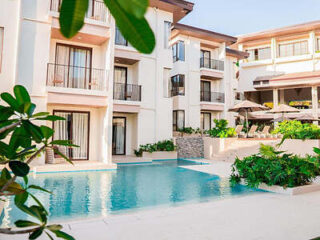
[254,126,271,138]
[247,125,258,138]
[234,125,244,137]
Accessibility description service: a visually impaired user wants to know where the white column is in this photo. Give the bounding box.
[312,86,318,125]
[271,38,277,60]
[273,88,279,107]
[279,89,285,104]
[309,31,316,55]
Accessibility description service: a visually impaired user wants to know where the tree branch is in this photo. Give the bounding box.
[0,122,20,135]
[0,226,40,234]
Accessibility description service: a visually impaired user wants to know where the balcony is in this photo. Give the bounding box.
[113,83,141,101]
[200,91,225,103]
[46,63,107,91]
[200,57,224,80]
[50,0,108,23]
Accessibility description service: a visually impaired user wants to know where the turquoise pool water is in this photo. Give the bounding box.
[1,160,262,226]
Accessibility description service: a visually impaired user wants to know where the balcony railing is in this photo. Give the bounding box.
[200,91,225,103]
[47,63,107,91]
[200,57,224,71]
[50,0,108,23]
[113,83,141,101]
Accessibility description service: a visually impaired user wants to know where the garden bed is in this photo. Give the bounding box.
[203,137,237,159]
[279,139,320,155]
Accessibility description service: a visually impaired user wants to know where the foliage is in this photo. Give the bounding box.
[207,119,236,138]
[273,120,320,140]
[0,85,77,239]
[59,0,155,53]
[230,144,320,188]
[134,140,176,157]
[177,127,194,135]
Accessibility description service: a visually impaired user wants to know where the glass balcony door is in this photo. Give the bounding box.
[54,44,92,89]
[112,117,126,155]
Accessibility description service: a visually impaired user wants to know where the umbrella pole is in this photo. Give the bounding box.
[246,110,249,138]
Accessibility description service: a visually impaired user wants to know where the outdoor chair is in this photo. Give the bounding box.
[247,125,258,138]
[234,125,244,138]
[254,126,271,138]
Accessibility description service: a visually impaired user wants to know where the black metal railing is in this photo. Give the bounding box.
[200,57,224,71]
[50,0,108,23]
[170,87,185,97]
[47,63,107,91]
[200,91,225,103]
[113,83,141,101]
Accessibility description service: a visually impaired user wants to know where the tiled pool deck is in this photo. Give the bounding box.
[2,160,320,240]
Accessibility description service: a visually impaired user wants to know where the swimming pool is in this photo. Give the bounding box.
[1,160,263,226]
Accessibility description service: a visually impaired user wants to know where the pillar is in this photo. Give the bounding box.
[273,88,279,107]
[312,86,318,125]
[279,89,285,104]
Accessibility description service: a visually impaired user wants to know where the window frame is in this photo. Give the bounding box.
[201,112,211,131]
[172,40,185,62]
[278,40,308,58]
[170,74,185,96]
[173,110,185,131]
[115,26,128,46]
[164,21,171,49]
[246,46,271,61]
[0,27,4,73]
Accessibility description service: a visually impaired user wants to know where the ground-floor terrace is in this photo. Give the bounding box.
[3,160,320,240]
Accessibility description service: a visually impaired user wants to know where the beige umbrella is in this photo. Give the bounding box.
[267,104,300,122]
[229,100,269,135]
[295,114,320,122]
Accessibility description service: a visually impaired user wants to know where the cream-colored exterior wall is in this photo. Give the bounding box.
[170,34,238,128]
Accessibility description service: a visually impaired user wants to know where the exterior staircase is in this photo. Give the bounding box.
[211,139,279,162]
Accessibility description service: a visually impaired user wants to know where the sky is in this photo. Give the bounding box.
[180,0,320,36]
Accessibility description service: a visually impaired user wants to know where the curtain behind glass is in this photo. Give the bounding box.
[0,28,3,72]
[53,112,71,157]
[112,118,125,155]
[72,113,89,160]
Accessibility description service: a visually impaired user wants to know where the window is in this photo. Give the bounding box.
[200,50,211,68]
[247,47,271,61]
[53,44,92,89]
[173,110,185,131]
[171,74,185,96]
[164,21,171,49]
[163,68,171,98]
[172,41,185,62]
[201,112,211,131]
[115,26,128,46]
[278,41,308,57]
[53,111,90,160]
[0,27,3,72]
[317,38,320,52]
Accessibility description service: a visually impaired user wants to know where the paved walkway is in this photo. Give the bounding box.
[3,162,320,240]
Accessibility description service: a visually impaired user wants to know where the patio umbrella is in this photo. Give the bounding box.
[267,104,300,122]
[229,100,269,135]
[295,114,320,122]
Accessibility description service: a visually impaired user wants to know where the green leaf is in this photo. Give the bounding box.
[53,148,73,165]
[314,147,320,155]
[59,0,89,38]
[35,115,66,121]
[0,106,14,121]
[6,182,25,194]
[51,140,78,147]
[29,193,49,215]
[15,220,39,228]
[1,168,12,180]
[24,103,36,116]
[23,120,44,143]
[40,126,54,140]
[1,92,20,111]
[45,232,55,240]
[51,230,75,240]
[117,0,148,18]
[46,224,63,231]
[104,0,155,53]
[29,205,47,223]
[14,85,31,105]
[28,185,52,194]
[9,126,31,152]
[23,175,29,185]
[9,160,30,177]
[14,192,29,206]
[29,227,44,240]
[32,112,50,118]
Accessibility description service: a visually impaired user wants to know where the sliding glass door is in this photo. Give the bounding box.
[54,44,92,89]
[112,117,126,155]
[53,111,90,160]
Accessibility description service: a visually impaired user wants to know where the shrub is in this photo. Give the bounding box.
[134,140,176,157]
[273,120,320,140]
[230,144,320,188]
[207,119,236,138]
[177,127,194,135]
